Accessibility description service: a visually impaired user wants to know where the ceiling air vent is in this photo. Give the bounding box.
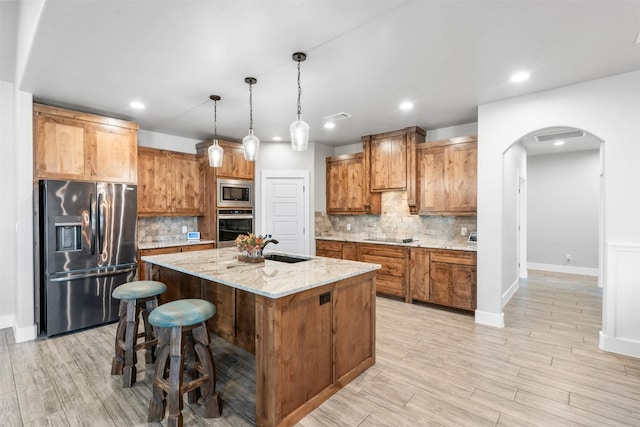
[323,112,352,121]
[535,130,584,142]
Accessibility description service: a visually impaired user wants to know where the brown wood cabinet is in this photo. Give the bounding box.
[429,250,477,310]
[417,136,477,215]
[316,239,359,261]
[137,147,204,216]
[363,126,426,194]
[325,152,380,215]
[33,103,138,183]
[211,139,254,180]
[409,248,431,302]
[358,243,409,301]
[138,242,214,280]
[195,139,253,240]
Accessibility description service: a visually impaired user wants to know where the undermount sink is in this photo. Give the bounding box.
[263,253,311,264]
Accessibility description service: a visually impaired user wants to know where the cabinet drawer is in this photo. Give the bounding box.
[358,243,406,258]
[316,249,342,259]
[181,243,215,252]
[359,254,405,277]
[140,246,180,257]
[316,240,343,252]
[430,250,476,265]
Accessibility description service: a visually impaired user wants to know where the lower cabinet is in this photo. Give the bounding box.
[357,243,408,301]
[317,239,476,310]
[138,242,215,280]
[429,250,477,310]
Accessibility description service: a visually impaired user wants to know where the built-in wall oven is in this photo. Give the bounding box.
[217,209,254,248]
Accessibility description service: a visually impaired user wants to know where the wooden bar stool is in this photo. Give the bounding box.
[111,280,167,388]
[147,299,222,427]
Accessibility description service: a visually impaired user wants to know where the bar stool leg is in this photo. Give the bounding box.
[183,331,200,405]
[167,326,185,427]
[122,300,140,388]
[148,328,170,422]
[192,324,222,418]
[142,298,158,364]
[111,300,127,375]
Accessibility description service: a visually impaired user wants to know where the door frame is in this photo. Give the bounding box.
[259,169,310,255]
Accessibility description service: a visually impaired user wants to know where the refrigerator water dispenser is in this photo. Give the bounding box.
[55,222,82,251]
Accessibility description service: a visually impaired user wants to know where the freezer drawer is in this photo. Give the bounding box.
[44,265,137,336]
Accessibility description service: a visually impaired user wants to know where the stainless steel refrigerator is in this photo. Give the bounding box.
[38,179,138,336]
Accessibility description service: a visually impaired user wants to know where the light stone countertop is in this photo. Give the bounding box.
[141,247,381,299]
[139,239,216,250]
[316,235,477,252]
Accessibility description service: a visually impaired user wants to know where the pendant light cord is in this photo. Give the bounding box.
[249,82,254,131]
[213,99,217,137]
[297,59,302,120]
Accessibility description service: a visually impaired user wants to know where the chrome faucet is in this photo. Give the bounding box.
[262,238,279,249]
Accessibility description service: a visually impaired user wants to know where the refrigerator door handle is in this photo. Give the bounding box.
[97,192,105,255]
[48,265,137,282]
[90,193,96,255]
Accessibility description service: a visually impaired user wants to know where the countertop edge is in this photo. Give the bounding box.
[315,236,477,252]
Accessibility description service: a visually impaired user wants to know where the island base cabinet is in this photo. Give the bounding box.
[255,272,376,427]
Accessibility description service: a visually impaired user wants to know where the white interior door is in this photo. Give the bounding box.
[261,172,308,255]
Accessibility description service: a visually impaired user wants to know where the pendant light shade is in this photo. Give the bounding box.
[290,52,309,152]
[207,95,224,168]
[243,77,259,161]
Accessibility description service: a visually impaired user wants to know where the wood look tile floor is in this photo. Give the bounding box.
[2,270,640,426]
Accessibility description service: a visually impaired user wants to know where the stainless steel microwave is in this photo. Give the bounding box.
[217,179,253,208]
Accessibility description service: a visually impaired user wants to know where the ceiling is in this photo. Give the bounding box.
[3,1,640,148]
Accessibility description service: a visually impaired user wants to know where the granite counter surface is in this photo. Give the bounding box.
[139,239,216,250]
[142,247,381,299]
[315,235,477,252]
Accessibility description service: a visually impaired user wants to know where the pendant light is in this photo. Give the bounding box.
[242,77,259,161]
[207,95,224,168]
[290,52,309,151]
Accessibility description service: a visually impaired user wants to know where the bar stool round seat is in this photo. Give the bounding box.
[148,299,216,327]
[111,280,167,388]
[148,299,222,426]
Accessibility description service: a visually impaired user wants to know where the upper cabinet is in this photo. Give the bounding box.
[326,153,380,215]
[416,136,477,215]
[212,140,254,180]
[33,103,138,183]
[363,126,425,194]
[137,147,204,217]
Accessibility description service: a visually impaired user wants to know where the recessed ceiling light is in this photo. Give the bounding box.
[399,101,414,111]
[273,136,282,141]
[510,72,530,83]
[553,140,565,146]
[324,122,336,129]
[130,101,145,109]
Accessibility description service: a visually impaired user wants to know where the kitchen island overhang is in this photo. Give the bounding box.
[142,247,381,427]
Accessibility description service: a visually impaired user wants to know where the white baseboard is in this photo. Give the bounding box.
[475,310,505,328]
[502,278,520,307]
[13,323,37,343]
[600,331,640,359]
[0,315,13,330]
[528,262,599,277]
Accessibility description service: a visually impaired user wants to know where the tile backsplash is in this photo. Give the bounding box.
[315,191,477,244]
[138,217,198,243]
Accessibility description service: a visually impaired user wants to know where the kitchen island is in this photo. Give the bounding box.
[142,247,380,427]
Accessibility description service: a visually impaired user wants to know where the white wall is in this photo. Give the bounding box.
[478,70,640,358]
[502,142,527,299]
[426,122,478,141]
[0,81,16,329]
[528,150,600,273]
[137,129,199,154]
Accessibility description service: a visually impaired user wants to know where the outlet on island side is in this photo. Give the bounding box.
[461,227,467,236]
[346,223,351,231]
[182,225,188,233]
[566,254,572,264]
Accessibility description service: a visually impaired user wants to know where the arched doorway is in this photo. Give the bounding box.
[502,126,604,326]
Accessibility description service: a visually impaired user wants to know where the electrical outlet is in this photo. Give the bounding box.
[182,225,188,233]
[461,227,467,236]
[346,223,351,231]
[566,254,572,264]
